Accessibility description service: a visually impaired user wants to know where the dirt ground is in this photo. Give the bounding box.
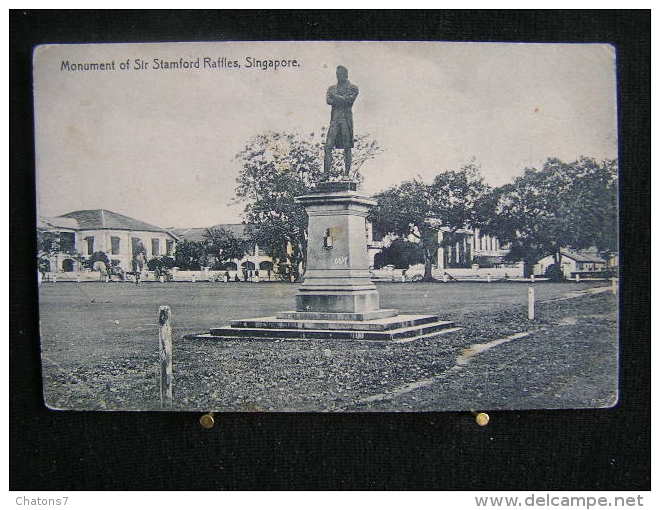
[38,281,618,412]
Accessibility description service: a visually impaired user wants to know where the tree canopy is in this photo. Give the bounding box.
[203,227,248,265]
[173,239,207,270]
[481,156,618,274]
[369,163,490,280]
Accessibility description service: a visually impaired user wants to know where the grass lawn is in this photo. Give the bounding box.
[38,280,617,411]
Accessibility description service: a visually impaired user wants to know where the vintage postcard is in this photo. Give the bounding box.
[34,41,619,411]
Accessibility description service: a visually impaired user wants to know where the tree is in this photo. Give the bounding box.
[202,227,247,266]
[481,157,618,276]
[147,256,176,272]
[377,238,425,269]
[173,240,206,270]
[369,163,490,281]
[235,130,382,281]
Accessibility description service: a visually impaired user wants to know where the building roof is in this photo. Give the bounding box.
[60,209,171,234]
[560,249,607,264]
[37,216,79,231]
[171,224,250,243]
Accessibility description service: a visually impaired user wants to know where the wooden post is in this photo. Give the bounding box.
[158,305,173,408]
[528,286,535,320]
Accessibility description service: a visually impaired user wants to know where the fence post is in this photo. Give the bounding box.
[528,286,535,320]
[158,305,173,408]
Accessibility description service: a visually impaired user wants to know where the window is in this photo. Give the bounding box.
[111,236,120,255]
[60,232,75,252]
[151,238,160,256]
[166,240,174,256]
[85,236,94,255]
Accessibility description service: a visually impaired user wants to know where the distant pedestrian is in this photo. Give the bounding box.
[224,271,230,283]
[254,270,260,283]
[93,260,108,282]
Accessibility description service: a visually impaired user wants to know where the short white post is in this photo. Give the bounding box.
[528,286,535,320]
[52,274,57,283]
[192,273,196,283]
[487,274,491,283]
[158,305,173,408]
[530,274,535,283]
[575,273,580,283]
[76,273,80,283]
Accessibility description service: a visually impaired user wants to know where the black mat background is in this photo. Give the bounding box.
[10,10,650,491]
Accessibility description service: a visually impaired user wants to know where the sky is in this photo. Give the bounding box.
[34,41,618,228]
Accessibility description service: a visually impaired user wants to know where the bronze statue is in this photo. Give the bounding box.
[324,65,359,178]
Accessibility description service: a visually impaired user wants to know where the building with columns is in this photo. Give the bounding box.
[436,227,509,269]
[364,221,510,271]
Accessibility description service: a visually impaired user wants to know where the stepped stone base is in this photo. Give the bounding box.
[186,314,458,341]
[276,309,399,321]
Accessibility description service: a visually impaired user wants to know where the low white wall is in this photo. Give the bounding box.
[434,266,524,278]
[371,264,524,280]
[170,270,277,282]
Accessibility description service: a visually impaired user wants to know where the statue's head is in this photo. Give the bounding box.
[336,65,348,82]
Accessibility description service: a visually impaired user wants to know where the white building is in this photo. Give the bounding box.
[38,209,179,272]
[534,249,608,278]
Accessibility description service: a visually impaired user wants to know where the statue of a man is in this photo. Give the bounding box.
[324,65,359,178]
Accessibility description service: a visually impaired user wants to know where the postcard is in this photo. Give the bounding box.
[34,41,619,411]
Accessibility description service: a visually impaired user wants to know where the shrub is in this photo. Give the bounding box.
[544,263,565,281]
[377,239,425,269]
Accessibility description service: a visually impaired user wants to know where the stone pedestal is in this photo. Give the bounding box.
[188,180,458,342]
[280,181,396,320]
